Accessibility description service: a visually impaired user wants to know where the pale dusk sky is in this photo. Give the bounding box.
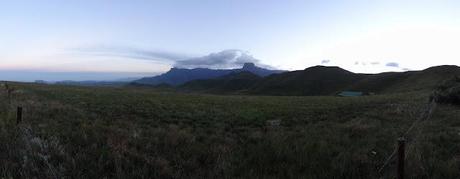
[1,0,460,81]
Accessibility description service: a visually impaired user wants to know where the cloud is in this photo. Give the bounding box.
[174,49,260,69]
[321,59,331,64]
[353,61,368,65]
[386,62,399,68]
[353,61,381,66]
[72,46,190,63]
[72,46,267,69]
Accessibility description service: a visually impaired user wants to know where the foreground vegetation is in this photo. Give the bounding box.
[0,83,459,178]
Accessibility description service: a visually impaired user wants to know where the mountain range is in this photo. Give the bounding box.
[178,65,460,95]
[132,63,285,86]
[46,63,460,96]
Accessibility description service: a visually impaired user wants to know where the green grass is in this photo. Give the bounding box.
[0,83,459,178]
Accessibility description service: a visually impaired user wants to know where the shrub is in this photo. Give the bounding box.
[431,76,460,105]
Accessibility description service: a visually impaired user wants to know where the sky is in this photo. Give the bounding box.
[1,0,460,81]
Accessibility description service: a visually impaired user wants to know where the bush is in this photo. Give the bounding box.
[431,76,460,105]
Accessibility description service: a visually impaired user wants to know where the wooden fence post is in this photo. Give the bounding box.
[397,137,405,179]
[16,106,22,125]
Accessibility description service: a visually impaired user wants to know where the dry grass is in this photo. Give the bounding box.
[0,82,459,178]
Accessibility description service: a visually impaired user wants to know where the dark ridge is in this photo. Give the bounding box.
[180,71,261,94]
[248,66,366,96]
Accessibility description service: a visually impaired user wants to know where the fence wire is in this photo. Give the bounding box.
[377,99,437,175]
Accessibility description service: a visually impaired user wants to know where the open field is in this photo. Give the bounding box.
[1,83,459,178]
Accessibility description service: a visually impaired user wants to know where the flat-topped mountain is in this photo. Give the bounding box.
[132,63,285,86]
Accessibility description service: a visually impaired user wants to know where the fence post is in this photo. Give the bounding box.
[397,137,405,179]
[16,106,22,125]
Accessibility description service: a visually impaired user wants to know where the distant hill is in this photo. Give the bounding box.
[48,77,141,87]
[54,80,130,87]
[132,63,285,86]
[178,65,460,96]
[180,71,262,94]
[248,66,366,96]
[348,65,460,93]
[391,65,460,92]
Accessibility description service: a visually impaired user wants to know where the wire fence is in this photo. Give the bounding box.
[377,98,437,178]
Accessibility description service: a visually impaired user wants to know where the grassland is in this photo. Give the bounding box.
[0,83,459,178]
